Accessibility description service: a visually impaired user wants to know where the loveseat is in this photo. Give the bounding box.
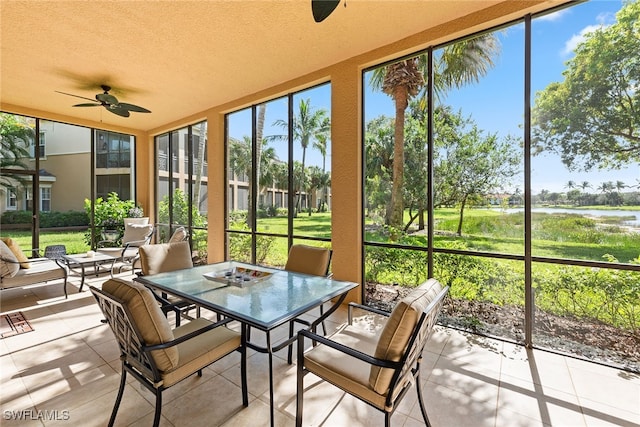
[0,238,69,298]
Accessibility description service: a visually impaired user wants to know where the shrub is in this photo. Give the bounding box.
[1,210,89,228]
[84,192,137,246]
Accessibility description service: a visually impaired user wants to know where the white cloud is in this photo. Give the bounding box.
[537,8,569,22]
[562,11,615,57]
[562,24,603,56]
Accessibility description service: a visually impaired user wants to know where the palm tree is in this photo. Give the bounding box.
[228,135,277,225]
[313,116,331,212]
[369,34,500,232]
[270,98,329,216]
[565,180,576,190]
[1,113,34,188]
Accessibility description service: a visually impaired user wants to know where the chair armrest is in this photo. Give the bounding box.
[297,328,402,370]
[347,302,390,324]
[142,317,234,351]
[1,256,64,266]
[97,240,121,249]
[123,239,148,249]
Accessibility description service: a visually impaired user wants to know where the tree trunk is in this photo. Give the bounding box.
[456,197,467,236]
[389,87,408,234]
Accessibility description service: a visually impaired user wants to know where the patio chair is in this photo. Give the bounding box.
[138,241,198,326]
[97,222,154,275]
[296,278,449,427]
[168,226,188,243]
[284,244,332,363]
[44,245,67,260]
[90,278,247,427]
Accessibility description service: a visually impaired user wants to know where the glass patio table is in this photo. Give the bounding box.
[134,260,357,426]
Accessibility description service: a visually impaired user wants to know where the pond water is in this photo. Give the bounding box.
[495,207,640,226]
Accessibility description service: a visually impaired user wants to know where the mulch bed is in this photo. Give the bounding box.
[365,282,640,373]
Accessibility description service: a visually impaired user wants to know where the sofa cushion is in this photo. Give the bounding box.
[1,237,31,269]
[102,278,178,371]
[0,240,20,278]
[369,279,442,394]
[139,241,193,276]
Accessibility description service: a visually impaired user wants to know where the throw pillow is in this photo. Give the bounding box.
[168,226,187,243]
[0,237,31,269]
[122,224,153,246]
[0,240,20,278]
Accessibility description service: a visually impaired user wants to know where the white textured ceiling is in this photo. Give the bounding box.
[1,0,561,132]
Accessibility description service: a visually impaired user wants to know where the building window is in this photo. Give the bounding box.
[96,175,131,200]
[6,190,17,210]
[38,131,45,158]
[96,130,132,168]
[40,187,51,212]
[24,189,32,211]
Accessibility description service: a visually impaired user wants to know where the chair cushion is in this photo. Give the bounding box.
[102,278,179,371]
[139,241,193,275]
[122,224,153,246]
[0,240,20,278]
[369,278,442,394]
[161,318,241,387]
[1,258,66,286]
[1,237,31,269]
[284,245,331,276]
[168,226,187,243]
[304,320,388,409]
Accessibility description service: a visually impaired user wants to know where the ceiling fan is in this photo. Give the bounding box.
[56,85,151,117]
[311,0,341,23]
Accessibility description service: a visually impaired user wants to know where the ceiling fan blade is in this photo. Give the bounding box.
[107,105,131,117]
[118,102,151,113]
[56,90,98,103]
[312,0,340,22]
[73,102,101,107]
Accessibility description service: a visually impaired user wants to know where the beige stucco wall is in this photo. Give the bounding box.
[33,152,91,211]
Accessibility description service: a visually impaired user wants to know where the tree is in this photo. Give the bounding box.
[305,166,330,215]
[313,116,331,212]
[270,98,329,216]
[364,116,395,222]
[532,0,640,171]
[0,113,34,188]
[433,106,520,235]
[228,135,278,224]
[370,34,500,233]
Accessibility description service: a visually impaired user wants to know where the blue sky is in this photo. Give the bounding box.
[230,1,637,195]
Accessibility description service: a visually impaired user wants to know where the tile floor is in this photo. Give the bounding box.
[1,273,639,427]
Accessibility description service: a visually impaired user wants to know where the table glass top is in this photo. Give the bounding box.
[136,261,357,329]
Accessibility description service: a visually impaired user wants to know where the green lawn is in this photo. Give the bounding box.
[1,230,90,255]
[4,207,640,263]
